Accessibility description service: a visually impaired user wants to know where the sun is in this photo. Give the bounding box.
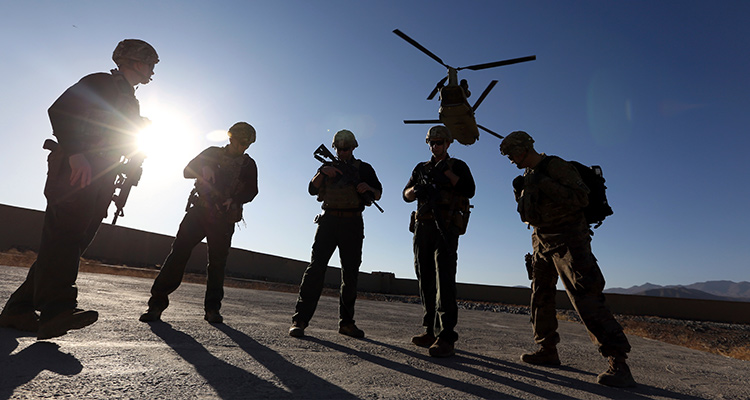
[136,105,199,180]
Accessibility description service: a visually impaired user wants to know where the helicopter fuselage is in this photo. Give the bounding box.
[439,85,480,145]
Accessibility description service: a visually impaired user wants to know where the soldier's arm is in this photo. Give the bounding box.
[538,158,589,208]
[236,157,258,204]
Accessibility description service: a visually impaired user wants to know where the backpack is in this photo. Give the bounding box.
[568,161,613,228]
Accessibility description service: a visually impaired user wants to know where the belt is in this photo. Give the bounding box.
[323,210,362,218]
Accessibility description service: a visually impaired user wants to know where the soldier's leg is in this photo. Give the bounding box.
[413,222,438,335]
[148,208,207,311]
[293,217,337,324]
[204,218,235,312]
[434,232,459,343]
[530,251,561,348]
[554,241,630,357]
[337,216,364,325]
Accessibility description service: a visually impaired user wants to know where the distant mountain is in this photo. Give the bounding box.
[605,281,750,302]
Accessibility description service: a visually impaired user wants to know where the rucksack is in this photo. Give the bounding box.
[538,156,614,228]
[568,161,613,228]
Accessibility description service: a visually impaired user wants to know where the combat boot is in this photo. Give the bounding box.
[139,309,162,322]
[37,309,98,340]
[411,332,437,348]
[289,320,307,337]
[520,345,561,366]
[597,356,637,388]
[338,322,365,338]
[204,310,223,324]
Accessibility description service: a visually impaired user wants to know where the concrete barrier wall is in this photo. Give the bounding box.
[2,203,749,324]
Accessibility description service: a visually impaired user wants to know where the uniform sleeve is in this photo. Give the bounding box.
[48,73,118,154]
[235,157,258,204]
[359,162,382,193]
[402,163,422,203]
[184,147,220,179]
[452,159,476,199]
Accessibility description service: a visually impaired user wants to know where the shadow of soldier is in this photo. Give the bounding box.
[148,322,354,400]
[213,323,356,399]
[0,330,83,400]
[457,349,702,400]
[304,336,513,399]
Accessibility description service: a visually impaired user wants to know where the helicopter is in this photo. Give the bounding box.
[393,29,536,145]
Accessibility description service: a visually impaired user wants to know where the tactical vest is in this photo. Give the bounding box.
[190,150,250,222]
[318,159,363,209]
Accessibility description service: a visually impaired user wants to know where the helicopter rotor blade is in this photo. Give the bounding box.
[477,124,504,139]
[459,55,537,71]
[404,119,441,125]
[472,80,498,111]
[427,76,448,100]
[393,29,448,68]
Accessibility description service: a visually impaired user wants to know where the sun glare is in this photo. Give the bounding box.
[136,106,197,179]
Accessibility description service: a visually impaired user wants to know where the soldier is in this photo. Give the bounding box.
[499,131,636,388]
[289,130,382,338]
[0,39,158,340]
[403,125,475,357]
[139,122,258,324]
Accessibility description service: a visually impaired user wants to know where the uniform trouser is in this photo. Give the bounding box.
[530,229,631,357]
[413,220,460,343]
[147,206,235,312]
[2,150,115,322]
[293,213,364,326]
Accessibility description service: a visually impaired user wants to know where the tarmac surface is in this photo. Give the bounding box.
[1,264,748,400]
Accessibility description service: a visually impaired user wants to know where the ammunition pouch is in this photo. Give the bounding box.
[409,211,416,233]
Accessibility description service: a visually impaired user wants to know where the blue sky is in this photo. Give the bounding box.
[1,1,748,289]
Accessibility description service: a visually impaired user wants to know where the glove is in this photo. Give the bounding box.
[413,183,431,200]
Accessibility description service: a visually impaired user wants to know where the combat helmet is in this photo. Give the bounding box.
[228,122,256,146]
[500,131,534,156]
[112,39,160,66]
[332,129,358,149]
[425,125,453,144]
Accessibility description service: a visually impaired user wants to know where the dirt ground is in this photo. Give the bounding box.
[2,248,749,361]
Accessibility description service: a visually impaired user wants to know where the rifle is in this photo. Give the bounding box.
[413,164,452,247]
[313,144,384,213]
[111,151,146,224]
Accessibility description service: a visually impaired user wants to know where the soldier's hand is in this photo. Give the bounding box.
[319,165,341,177]
[68,153,92,188]
[356,182,372,194]
[413,183,430,200]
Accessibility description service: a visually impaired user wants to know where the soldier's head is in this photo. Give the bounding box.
[426,125,452,158]
[500,131,538,169]
[113,39,159,85]
[332,129,357,160]
[227,122,255,155]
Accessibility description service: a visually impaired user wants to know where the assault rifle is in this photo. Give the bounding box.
[111,151,146,224]
[413,163,452,248]
[313,144,384,213]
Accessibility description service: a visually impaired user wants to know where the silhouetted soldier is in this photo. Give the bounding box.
[289,130,382,338]
[0,39,159,340]
[499,131,636,388]
[403,125,475,358]
[139,122,258,324]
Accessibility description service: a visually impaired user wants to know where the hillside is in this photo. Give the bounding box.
[606,281,750,302]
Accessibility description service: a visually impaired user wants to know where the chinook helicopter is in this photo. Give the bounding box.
[393,29,536,145]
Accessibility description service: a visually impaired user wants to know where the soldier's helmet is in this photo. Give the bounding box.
[499,131,535,155]
[228,122,256,146]
[332,129,358,149]
[425,125,453,144]
[112,39,160,66]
